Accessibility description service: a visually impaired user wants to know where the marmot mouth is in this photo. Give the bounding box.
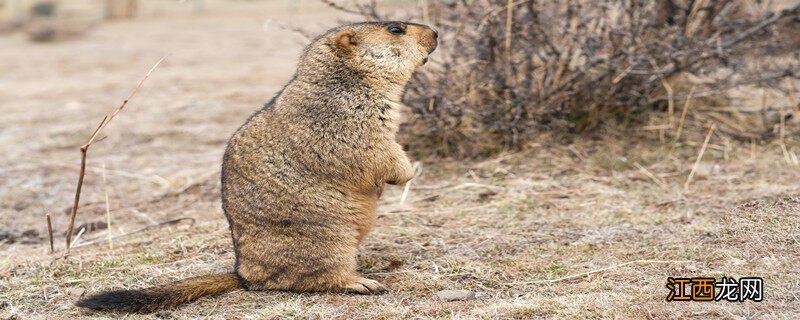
[422,57,429,65]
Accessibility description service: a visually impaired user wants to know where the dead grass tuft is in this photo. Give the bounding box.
[4,135,800,319]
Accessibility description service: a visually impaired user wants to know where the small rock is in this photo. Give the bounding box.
[694,162,720,177]
[435,289,475,301]
[67,287,85,298]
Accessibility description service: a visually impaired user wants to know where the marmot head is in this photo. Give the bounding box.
[299,21,438,97]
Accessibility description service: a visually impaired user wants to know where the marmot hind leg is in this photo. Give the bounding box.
[238,259,389,295]
[234,233,388,294]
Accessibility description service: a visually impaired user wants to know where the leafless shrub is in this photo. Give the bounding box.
[22,1,96,43]
[327,0,800,157]
[25,19,96,43]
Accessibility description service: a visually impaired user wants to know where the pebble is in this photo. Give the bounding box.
[67,287,86,298]
[435,289,475,301]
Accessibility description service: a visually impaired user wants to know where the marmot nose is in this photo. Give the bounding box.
[432,30,439,39]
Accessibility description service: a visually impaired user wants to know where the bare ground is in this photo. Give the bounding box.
[1,2,799,319]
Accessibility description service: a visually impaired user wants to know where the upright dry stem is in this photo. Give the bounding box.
[64,55,167,253]
[102,164,113,250]
[674,86,697,143]
[685,122,717,191]
[46,213,54,254]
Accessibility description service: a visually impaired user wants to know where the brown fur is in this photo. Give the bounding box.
[75,21,437,313]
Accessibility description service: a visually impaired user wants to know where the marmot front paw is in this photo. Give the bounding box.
[341,277,389,295]
[386,171,414,185]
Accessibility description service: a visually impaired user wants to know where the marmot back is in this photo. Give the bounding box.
[76,21,437,313]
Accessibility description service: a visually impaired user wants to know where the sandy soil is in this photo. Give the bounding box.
[1,1,799,319]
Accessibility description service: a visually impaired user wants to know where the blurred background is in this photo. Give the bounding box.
[0,0,365,247]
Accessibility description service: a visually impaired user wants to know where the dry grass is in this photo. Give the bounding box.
[3,135,800,319]
[1,1,799,319]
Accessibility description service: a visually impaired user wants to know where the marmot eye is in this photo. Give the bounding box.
[387,26,405,35]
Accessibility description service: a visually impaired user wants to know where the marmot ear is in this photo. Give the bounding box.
[335,30,358,53]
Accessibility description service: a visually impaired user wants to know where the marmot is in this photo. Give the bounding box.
[75,21,438,313]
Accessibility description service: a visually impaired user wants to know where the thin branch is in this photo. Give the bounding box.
[70,227,87,249]
[102,164,113,250]
[64,55,167,253]
[684,122,717,191]
[673,86,697,143]
[634,162,669,190]
[653,2,800,76]
[46,213,54,254]
[721,2,800,49]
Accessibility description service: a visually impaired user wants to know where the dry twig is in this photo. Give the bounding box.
[64,55,167,253]
[102,164,113,250]
[399,161,422,204]
[673,86,697,143]
[46,213,54,254]
[633,162,669,191]
[684,122,717,191]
